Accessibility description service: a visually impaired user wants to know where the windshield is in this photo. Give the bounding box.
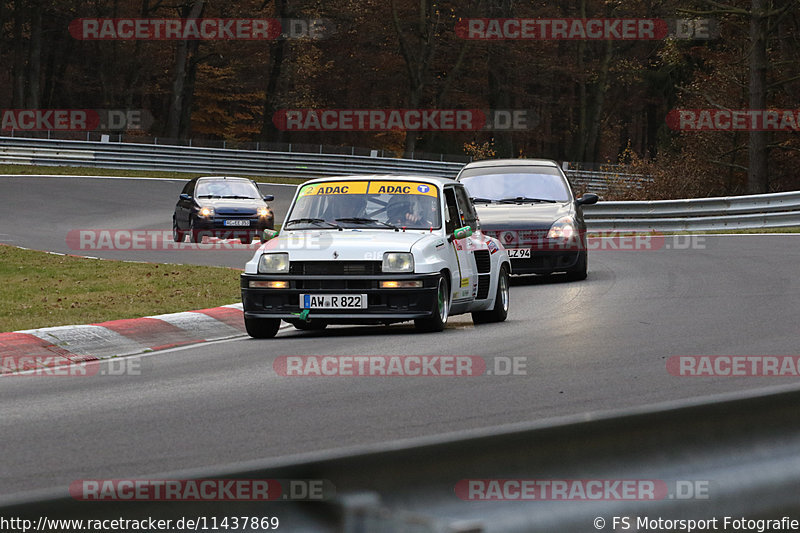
[286,180,441,230]
[459,166,571,202]
[195,179,261,199]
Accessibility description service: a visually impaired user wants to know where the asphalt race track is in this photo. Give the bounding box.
[0,176,297,268]
[2,175,800,499]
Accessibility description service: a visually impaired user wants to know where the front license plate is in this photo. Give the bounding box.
[300,294,367,309]
[224,219,250,227]
[507,248,531,259]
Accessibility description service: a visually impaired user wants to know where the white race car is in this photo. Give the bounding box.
[240,175,511,338]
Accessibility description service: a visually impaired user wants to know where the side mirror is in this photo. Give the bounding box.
[261,229,279,242]
[180,193,191,201]
[576,193,599,206]
[262,195,274,202]
[448,226,473,242]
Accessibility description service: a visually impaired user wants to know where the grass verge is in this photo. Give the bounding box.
[0,163,306,185]
[0,245,241,333]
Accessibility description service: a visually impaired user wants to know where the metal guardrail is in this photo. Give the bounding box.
[2,136,798,230]
[583,191,800,231]
[4,386,800,532]
[0,136,465,178]
[0,136,643,193]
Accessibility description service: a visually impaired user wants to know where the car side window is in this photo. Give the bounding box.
[454,186,478,231]
[443,188,459,234]
[182,180,194,195]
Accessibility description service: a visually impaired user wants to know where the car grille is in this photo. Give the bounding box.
[215,208,257,216]
[289,261,383,276]
[473,250,491,273]
[296,279,374,290]
[512,253,579,270]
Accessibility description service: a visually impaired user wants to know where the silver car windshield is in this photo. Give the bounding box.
[460,166,571,202]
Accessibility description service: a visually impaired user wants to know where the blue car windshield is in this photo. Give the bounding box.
[459,166,571,202]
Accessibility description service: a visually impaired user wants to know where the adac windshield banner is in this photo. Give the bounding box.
[299,181,437,197]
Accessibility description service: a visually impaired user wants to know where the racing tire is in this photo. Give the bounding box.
[240,235,252,245]
[172,218,185,243]
[472,265,510,324]
[291,320,327,331]
[414,275,450,333]
[245,317,281,339]
[565,251,588,281]
[188,218,210,244]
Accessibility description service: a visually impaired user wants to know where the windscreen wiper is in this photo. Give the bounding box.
[470,197,495,203]
[285,218,342,229]
[196,194,221,198]
[335,217,400,230]
[220,195,255,199]
[498,197,558,204]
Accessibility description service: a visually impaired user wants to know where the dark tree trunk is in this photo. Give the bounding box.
[570,0,588,163]
[124,0,156,109]
[12,0,26,108]
[391,0,437,158]
[486,0,514,158]
[166,0,205,139]
[25,0,43,109]
[260,0,289,143]
[748,0,769,193]
[586,39,613,162]
[179,40,201,138]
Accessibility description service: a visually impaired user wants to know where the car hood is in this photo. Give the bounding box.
[197,198,266,215]
[255,229,430,262]
[475,202,573,230]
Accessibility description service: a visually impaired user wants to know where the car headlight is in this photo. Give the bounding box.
[199,206,214,217]
[258,253,289,273]
[547,216,575,240]
[382,252,414,273]
[257,206,270,217]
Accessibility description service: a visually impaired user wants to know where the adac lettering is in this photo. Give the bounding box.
[378,185,411,194]
[316,185,350,194]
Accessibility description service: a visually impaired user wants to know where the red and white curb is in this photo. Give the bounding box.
[0,303,256,374]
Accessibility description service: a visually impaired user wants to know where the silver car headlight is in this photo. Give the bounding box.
[382,252,414,273]
[258,253,289,273]
[547,216,576,240]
